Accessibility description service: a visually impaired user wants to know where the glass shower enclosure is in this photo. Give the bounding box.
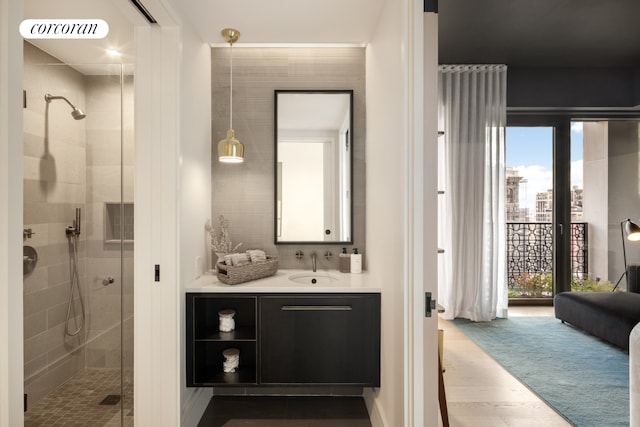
[22,41,134,426]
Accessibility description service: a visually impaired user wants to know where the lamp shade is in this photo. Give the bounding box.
[218,129,244,163]
[625,219,640,241]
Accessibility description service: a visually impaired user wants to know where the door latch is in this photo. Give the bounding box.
[425,292,436,317]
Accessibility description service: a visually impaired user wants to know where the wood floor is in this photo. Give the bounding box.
[438,306,573,427]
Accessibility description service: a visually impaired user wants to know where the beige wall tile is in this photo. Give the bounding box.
[211,47,366,269]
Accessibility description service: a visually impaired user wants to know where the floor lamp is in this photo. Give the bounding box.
[613,218,640,291]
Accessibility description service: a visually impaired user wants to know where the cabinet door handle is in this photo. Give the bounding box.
[281,305,352,311]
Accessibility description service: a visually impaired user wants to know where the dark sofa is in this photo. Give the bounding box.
[554,291,640,351]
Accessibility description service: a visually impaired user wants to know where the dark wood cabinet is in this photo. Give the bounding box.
[260,295,380,386]
[186,292,380,388]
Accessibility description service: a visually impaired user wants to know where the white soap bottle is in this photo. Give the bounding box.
[350,248,362,273]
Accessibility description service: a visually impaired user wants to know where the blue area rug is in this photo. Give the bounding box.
[452,317,629,427]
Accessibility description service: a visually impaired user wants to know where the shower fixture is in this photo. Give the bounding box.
[44,93,86,120]
[66,207,82,237]
[65,207,85,336]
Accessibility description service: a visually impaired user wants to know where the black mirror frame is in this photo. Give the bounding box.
[274,89,354,245]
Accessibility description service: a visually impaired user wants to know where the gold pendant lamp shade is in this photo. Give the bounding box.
[218,129,244,163]
[218,28,244,163]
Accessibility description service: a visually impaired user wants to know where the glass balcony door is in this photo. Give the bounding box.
[506,126,556,299]
[506,118,588,299]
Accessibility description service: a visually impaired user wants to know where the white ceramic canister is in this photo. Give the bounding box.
[218,309,236,332]
[222,348,240,373]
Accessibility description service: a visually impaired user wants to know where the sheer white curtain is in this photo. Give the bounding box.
[437,65,508,321]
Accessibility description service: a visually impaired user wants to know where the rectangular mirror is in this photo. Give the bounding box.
[275,90,353,244]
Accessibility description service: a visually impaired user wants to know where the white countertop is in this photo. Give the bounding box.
[185,269,380,293]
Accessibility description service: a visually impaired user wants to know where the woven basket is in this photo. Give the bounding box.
[216,256,279,285]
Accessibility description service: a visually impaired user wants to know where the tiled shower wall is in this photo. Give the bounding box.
[211,47,366,270]
[22,41,134,407]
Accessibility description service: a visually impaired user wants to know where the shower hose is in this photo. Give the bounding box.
[65,232,86,336]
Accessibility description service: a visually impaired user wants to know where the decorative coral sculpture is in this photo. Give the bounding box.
[205,215,242,255]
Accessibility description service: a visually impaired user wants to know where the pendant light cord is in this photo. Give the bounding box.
[229,41,233,130]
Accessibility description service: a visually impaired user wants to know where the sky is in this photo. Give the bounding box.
[506,123,583,213]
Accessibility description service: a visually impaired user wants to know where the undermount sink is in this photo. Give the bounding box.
[288,272,339,285]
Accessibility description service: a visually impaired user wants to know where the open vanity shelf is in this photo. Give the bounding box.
[186,292,380,388]
[188,295,258,386]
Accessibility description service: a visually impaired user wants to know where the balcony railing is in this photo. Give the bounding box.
[506,222,588,297]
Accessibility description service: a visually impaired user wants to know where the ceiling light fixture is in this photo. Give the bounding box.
[217,28,244,164]
[106,49,121,57]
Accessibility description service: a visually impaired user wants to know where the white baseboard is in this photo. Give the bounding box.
[363,388,388,427]
[181,387,212,427]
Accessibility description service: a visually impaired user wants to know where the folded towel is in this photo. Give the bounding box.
[229,252,250,266]
[247,249,267,263]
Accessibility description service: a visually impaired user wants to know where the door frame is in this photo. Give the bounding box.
[1,1,25,424]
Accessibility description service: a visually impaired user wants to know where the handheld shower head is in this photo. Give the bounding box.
[45,93,86,120]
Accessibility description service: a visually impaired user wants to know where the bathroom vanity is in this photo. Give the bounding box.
[185,271,380,388]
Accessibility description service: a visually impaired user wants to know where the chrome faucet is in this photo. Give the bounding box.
[311,252,317,272]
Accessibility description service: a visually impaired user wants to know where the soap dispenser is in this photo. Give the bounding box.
[350,248,362,274]
[339,247,351,273]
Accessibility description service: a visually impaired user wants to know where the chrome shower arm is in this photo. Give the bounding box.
[45,93,75,109]
[44,93,86,120]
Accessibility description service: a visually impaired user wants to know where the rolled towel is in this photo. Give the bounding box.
[247,249,267,263]
[229,252,250,266]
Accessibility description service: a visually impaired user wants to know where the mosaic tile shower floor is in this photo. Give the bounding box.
[24,368,133,427]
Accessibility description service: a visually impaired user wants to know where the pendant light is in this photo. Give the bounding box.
[218,28,244,163]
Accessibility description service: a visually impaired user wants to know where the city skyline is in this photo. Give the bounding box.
[506,123,584,217]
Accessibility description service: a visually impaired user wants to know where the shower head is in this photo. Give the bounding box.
[71,107,86,120]
[44,93,86,120]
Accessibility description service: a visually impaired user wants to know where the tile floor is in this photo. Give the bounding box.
[197,396,372,427]
[24,368,133,427]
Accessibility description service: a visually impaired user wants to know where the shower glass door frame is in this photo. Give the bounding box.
[22,53,133,426]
